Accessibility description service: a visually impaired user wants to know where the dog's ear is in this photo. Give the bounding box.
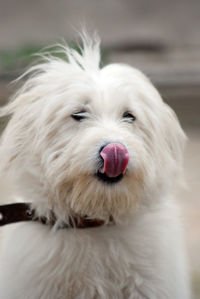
[161,103,187,176]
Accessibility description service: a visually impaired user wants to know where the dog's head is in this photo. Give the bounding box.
[0,35,186,222]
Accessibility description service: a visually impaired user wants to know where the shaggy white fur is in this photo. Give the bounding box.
[0,34,190,298]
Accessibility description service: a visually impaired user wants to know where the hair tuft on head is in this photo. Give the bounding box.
[66,30,101,72]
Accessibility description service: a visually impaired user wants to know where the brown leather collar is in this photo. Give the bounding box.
[0,203,111,229]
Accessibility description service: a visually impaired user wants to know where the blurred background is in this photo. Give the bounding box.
[0,0,199,297]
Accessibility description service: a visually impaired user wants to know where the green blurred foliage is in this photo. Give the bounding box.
[192,272,200,297]
[0,42,108,71]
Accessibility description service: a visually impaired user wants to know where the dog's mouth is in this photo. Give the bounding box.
[96,171,123,184]
[96,143,129,184]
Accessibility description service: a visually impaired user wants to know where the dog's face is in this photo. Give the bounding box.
[0,41,186,222]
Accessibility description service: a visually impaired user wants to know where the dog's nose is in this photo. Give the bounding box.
[99,143,129,178]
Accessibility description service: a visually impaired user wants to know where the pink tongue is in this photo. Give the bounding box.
[100,143,129,178]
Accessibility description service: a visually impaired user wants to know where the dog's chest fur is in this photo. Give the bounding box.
[1,222,142,299]
[0,203,189,299]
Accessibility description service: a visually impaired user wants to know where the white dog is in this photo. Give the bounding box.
[0,34,190,299]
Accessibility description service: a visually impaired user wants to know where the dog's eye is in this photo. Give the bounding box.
[71,111,87,121]
[123,112,136,122]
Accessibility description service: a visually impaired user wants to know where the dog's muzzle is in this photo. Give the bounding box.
[97,143,129,183]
